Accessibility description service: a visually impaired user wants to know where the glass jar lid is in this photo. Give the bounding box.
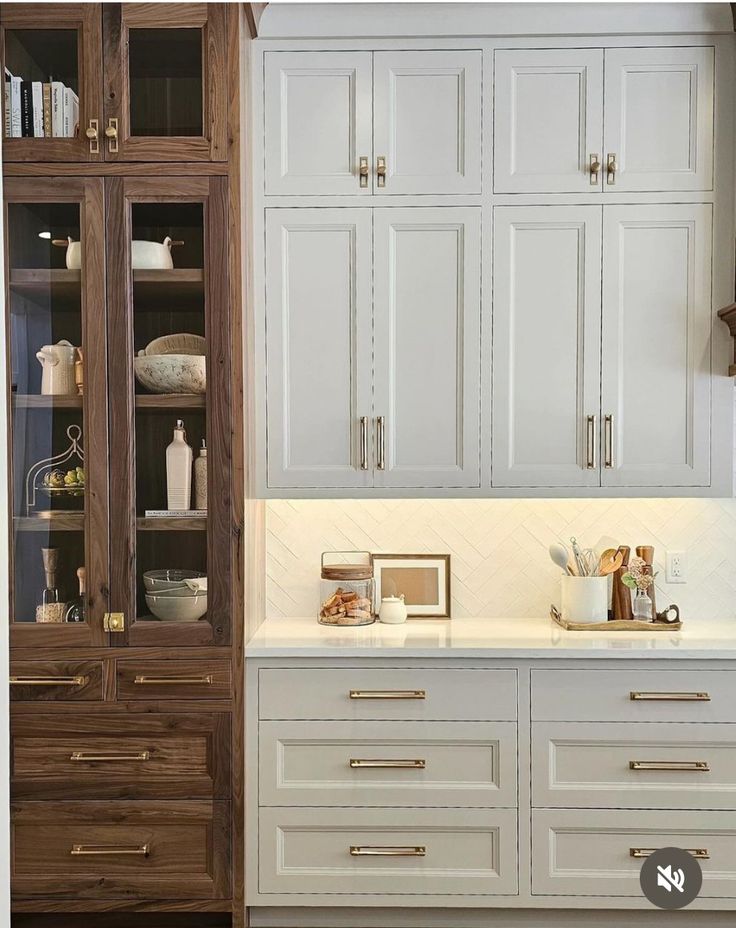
[321,550,373,581]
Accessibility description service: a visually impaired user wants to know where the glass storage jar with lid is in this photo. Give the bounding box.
[319,551,375,626]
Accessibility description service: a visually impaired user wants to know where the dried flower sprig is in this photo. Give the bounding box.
[622,555,656,592]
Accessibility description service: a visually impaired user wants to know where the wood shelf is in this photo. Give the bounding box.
[12,394,83,409]
[136,517,207,531]
[14,514,84,532]
[8,269,81,309]
[135,394,206,409]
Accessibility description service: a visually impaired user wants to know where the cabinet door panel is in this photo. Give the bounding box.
[494,49,603,193]
[604,47,714,192]
[601,205,711,487]
[264,52,372,195]
[492,206,602,488]
[373,51,481,195]
[265,208,373,488]
[373,208,481,489]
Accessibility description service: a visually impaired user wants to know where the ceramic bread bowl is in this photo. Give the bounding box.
[134,353,206,394]
[144,334,206,357]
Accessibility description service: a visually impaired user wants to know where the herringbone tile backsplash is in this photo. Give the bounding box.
[266,498,736,620]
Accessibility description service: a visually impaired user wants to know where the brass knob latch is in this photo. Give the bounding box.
[376,156,387,188]
[359,156,369,188]
[589,153,600,184]
[105,117,119,153]
[104,612,124,633]
[607,152,617,185]
[86,119,100,154]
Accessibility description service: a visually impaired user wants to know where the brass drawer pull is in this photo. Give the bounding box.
[71,751,150,763]
[585,414,597,469]
[10,675,87,686]
[359,416,369,470]
[134,675,213,686]
[349,690,426,700]
[351,845,425,857]
[630,691,710,702]
[350,758,426,769]
[71,843,150,857]
[630,760,710,772]
[631,847,709,860]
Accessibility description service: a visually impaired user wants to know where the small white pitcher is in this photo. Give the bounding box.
[36,340,78,396]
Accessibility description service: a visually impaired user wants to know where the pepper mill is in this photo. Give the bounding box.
[612,545,633,620]
[636,545,657,620]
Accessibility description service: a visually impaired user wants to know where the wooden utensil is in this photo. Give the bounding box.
[597,549,624,576]
[612,545,633,620]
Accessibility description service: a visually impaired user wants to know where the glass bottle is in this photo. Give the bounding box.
[64,567,86,623]
[36,546,65,623]
[194,439,207,510]
[632,588,653,621]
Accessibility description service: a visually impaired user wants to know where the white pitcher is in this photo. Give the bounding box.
[36,340,78,395]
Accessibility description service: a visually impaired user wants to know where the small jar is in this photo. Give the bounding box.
[319,551,375,626]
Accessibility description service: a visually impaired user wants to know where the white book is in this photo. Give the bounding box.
[144,510,206,519]
[51,81,64,138]
[62,86,72,137]
[70,90,79,139]
[10,75,22,138]
[31,81,44,137]
[4,69,11,138]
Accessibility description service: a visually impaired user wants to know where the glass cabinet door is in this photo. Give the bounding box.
[102,4,227,162]
[5,178,108,647]
[0,5,103,162]
[106,175,231,646]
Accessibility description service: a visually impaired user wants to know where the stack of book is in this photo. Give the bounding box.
[4,68,79,139]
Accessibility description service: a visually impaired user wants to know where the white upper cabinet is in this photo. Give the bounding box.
[373,51,482,195]
[265,208,373,488]
[492,206,603,488]
[494,49,604,193]
[600,204,712,488]
[373,208,481,488]
[603,47,714,192]
[264,52,372,195]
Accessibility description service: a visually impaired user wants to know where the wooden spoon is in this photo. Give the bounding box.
[597,549,624,576]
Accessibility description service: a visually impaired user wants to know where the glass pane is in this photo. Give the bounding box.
[131,202,207,626]
[128,28,203,137]
[7,202,87,626]
[4,30,79,139]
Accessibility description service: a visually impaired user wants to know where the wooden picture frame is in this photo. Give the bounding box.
[371,554,451,619]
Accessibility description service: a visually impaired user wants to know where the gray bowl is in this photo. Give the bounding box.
[143,569,205,592]
[145,591,208,623]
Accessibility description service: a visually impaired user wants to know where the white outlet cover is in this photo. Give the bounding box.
[665,551,687,584]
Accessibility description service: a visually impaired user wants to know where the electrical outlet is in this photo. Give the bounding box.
[665,551,687,584]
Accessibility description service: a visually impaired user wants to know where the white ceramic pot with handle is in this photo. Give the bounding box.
[379,594,408,625]
[54,236,182,270]
[36,339,78,395]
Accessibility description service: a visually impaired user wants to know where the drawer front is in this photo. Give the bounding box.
[11,800,230,900]
[259,668,517,721]
[11,713,230,800]
[116,660,231,701]
[259,808,518,896]
[532,669,732,722]
[260,720,517,808]
[532,721,736,810]
[532,809,736,897]
[10,661,103,702]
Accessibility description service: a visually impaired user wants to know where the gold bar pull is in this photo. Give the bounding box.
[607,152,617,185]
[105,117,119,153]
[134,675,213,686]
[376,416,385,470]
[585,415,597,469]
[359,156,369,188]
[631,847,709,860]
[10,675,87,686]
[630,691,711,702]
[589,153,601,184]
[85,119,99,154]
[351,845,426,857]
[71,751,150,763]
[359,416,369,470]
[376,156,387,188]
[350,758,426,769]
[71,844,150,857]
[603,414,614,468]
[629,760,710,772]
[350,689,426,700]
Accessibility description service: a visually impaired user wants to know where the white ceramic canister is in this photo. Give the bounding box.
[560,575,609,624]
[379,594,408,625]
[36,340,78,395]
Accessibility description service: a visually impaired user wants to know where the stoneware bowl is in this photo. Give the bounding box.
[134,354,206,394]
[143,569,205,592]
[146,584,206,599]
[145,591,208,622]
[144,333,206,357]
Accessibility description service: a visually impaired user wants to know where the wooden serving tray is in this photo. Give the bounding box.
[550,605,681,632]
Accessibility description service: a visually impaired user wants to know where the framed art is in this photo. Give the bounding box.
[371,554,451,619]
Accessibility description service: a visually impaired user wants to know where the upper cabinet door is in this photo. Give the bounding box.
[601,205,712,488]
[492,206,603,488]
[494,49,603,193]
[603,47,714,192]
[373,208,481,489]
[265,208,374,489]
[264,52,372,195]
[373,51,482,195]
[102,3,227,162]
[1,4,103,163]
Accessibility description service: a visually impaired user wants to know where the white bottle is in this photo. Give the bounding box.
[194,439,207,511]
[166,419,192,510]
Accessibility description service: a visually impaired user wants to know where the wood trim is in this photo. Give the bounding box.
[4,163,229,177]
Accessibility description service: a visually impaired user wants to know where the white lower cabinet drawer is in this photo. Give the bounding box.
[533,721,736,810]
[259,808,518,895]
[259,720,517,807]
[532,809,736,897]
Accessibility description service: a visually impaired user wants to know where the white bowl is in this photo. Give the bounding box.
[146,591,208,622]
[134,354,206,394]
[144,334,206,357]
[143,569,205,592]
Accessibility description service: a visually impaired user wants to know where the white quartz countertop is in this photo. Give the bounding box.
[245,615,736,659]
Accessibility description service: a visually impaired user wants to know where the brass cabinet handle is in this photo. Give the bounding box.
[607,152,617,185]
[350,689,426,700]
[376,416,385,470]
[376,156,387,188]
[359,416,369,470]
[71,844,150,857]
[629,760,710,772]
[85,119,100,154]
[350,758,426,769]
[359,156,369,188]
[134,674,213,685]
[104,612,125,633]
[630,691,711,702]
[350,845,425,857]
[71,751,150,763]
[10,675,87,686]
[631,847,709,860]
[105,117,119,153]
[589,153,601,184]
[603,414,614,468]
[585,415,597,469]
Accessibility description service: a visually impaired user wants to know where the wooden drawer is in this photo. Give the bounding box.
[259,668,517,721]
[116,660,231,701]
[10,660,103,702]
[11,800,230,900]
[11,713,230,800]
[259,808,517,896]
[532,809,736,897]
[532,669,733,722]
[532,721,736,810]
[259,720,517,808]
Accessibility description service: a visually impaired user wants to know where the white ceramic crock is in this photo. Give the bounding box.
[57,236,177,270]
[379,594,408,625]
[36,339,78,396]
[560,575,609,624]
